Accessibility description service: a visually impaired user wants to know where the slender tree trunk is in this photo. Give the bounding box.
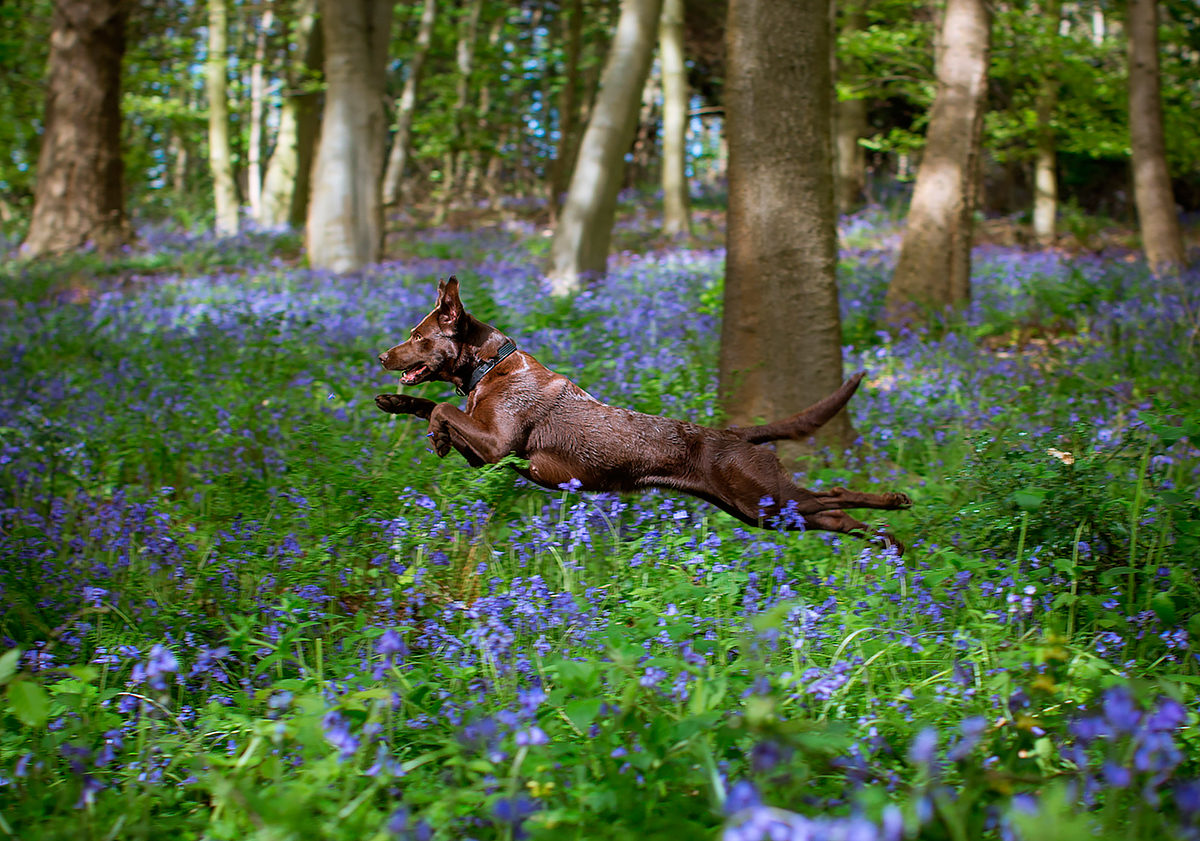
[436,0,483,222]
[207,0,239,235]
[719,0,851,452]
[248,2,274,222]
[466,13,503,196]
[549,0,583,223]
[1127,0,1184,272]
[1031,0,1060,245]
[834,1,869,214]
[305,0,392,272]
[382,0,438,207]
[261,0,322,229]
[21,0,130,257]
[660,0,691,237]
[549,0,664,296]
[884,0,990,321]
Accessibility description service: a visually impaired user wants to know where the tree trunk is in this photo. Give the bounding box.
[247,2,274,222]
[1031,0,1059,245]
[548,0,664,296]
[435,0,483,222]
[305,0,392,273]
[1127,0,1184,273]
[548,0,583,223]
[833,0,869,214]
[719,0,852,452]
[381,0,438,208]
[660,0,691,237]
[260,0,323,229]
[207,0,239,236]
[21,0,130,257]
[884,0,990,321]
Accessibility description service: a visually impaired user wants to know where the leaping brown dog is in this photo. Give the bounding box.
[376,277,912,552]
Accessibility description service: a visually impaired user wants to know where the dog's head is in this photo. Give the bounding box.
[377,276,470,385]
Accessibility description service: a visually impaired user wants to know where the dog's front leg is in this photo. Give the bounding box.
[427,403,519,464]
[375,393,437,419]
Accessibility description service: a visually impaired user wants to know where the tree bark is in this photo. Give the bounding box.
[247,2,274,222]
[381,0,438,207]
[435,0,483,222]
[833,1,869,215]
[548,0,583,223]
[1031,0,1060,245]
[305,0,392,272]
[548,0,664,296]
[660,0,691,237]
[719,0,852,451]
[884,0,990,321]
[1127,0,1184,273]
[21,0,130,257]
[261,0,323,229]
[207,0,239,236]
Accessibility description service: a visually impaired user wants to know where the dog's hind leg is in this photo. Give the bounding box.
[801,509,905,555]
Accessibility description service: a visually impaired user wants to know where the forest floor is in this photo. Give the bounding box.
[1,203,1198,841]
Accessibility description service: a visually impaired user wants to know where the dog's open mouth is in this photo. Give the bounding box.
[400,364,429,384]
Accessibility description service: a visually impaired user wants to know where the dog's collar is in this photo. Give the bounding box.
[458,340,518,396]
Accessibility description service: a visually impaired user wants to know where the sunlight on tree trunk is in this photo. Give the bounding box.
[885,0,990,321]
[248,2,274,223]
[306,0,392,273]
[261,0,322,230]
[435,0,483,224]
[719,0,853,453]
[660,0,691,238]
[207,0,239,236]
[382,0,438,208]
[22,0,131,257]
[549,0,664,296]
[1031,0,1060,245]
[1127,0,1184,274]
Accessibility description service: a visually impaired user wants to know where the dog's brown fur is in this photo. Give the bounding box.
[376,277,911,551]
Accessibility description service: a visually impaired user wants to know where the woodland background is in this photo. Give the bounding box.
[1,1,1200,840]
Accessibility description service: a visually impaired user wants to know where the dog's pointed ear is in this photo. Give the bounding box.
[437,275,466,335]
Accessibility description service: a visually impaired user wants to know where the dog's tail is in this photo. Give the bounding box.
[726,371,865,444]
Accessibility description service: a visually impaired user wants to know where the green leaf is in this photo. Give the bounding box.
[563,697,602,731]
[7,679,50,728]
[0,648,21,685]
[1151,593,1177,625]
[1012,487,1047,511]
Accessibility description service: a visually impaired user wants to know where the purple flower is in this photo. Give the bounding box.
[908,727,938,767]
[725,780,761,815]
[515,726,548,747]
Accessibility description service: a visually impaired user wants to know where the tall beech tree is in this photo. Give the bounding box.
[548,0,663,296]
[885,0,990,320]
[1127,0,1184,273]
[207,0,238,236]
[719,0,852,451]
[659,0,690,237]
[260,0,322,229]
[305,0,392,273]
[1031,0,1061,245]
[22,0,131,257]
[381,0,438,208]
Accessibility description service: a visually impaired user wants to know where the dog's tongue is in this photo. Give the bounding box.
[401,365,427,384]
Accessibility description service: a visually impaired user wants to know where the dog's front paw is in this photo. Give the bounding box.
[887,492,913,510]
[427,419,452,458]
[376,393,434,418]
